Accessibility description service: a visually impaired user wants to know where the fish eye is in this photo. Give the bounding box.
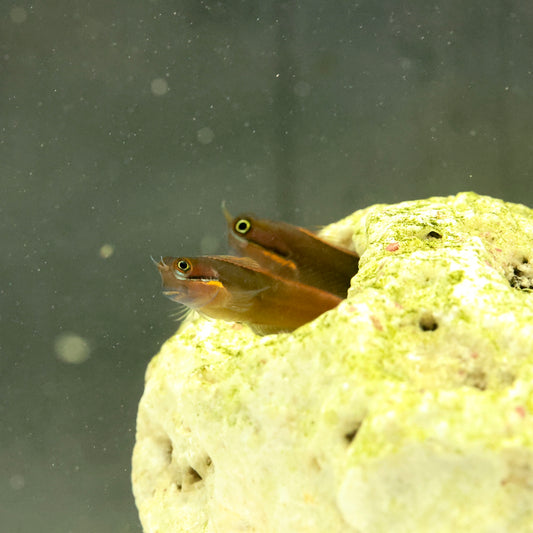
[174,258,191,272]
[235,218,251,234]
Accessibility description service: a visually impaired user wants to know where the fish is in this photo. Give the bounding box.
[155,255,342,335]
[222,205,359,299]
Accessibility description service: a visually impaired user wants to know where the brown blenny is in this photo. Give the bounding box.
[156,255,341,335]
[223,206,359,299]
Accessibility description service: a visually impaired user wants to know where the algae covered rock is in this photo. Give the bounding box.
[132,192,533,533]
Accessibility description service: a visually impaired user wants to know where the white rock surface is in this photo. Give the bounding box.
[132,193,533,532]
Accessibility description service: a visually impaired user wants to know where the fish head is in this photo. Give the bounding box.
[222,205,292,259]
[156,256,223,309]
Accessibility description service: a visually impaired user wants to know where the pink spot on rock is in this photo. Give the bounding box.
[370,315,383,331]
[514,406,526,418]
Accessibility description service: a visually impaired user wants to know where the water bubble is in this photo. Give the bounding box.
[9,475,25,490]
[399,57,413,70]
[99,243,115,259]
[294,81,311,97]
[54,333,91,364]
[10,7,27,24]
[197,127,214,144]
[200,234,220,254]
[150,78,169,96]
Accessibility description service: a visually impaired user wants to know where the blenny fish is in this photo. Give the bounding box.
[223,206,359,298]
[156,255,341,335]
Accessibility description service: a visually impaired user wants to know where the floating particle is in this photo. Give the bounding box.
[99,243,115,259]
[9,474,25,490]
[200,234,219,254]
[294,81,311,97]
[10,7,27,23]
[54,333,91,364]
[399,57,412,70]
[150,78,169,96]
[197,127,214,144]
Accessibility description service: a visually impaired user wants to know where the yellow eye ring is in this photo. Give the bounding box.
[174,258,191,273]
[235,218,251,234]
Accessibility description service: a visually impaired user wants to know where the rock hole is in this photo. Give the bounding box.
[509,257,533,290]
[419,312,438,331]
[465,369,487,391]
[426,231,442,239]
[184,454,214,491]
[186,466,203,484]
[344,421,362,444]
[344,428,358,443]
[163,438,173,465]
[175,453,213,492]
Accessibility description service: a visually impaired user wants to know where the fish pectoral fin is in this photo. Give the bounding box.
[226,286,270,313]
[248,323,292,336]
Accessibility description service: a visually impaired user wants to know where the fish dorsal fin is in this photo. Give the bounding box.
[214,255,263,271]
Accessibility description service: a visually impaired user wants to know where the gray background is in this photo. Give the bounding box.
[2,1,533,531]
